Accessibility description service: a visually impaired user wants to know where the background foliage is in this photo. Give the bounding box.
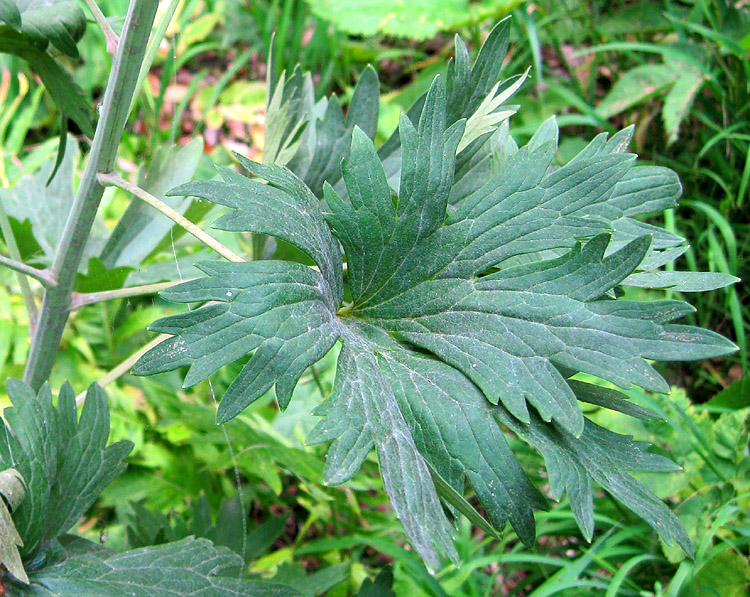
[0,0,747,594]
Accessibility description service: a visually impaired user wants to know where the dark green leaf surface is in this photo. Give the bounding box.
[0,27,93,136]
[0,0,86,56]
[0,381,132,558]
[137,25,737,567]
[17,537,301,596]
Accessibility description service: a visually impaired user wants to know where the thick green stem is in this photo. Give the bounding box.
[23,0,160,391]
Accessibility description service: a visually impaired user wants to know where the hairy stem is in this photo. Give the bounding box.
[0,200,40,325]
[23,0,160,391]
[70,280,190,310]
[98,172,245,262]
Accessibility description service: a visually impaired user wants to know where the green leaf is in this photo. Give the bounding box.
[17,536,302,596]
[137,26,737,567]
[687,549,750,596]
[663,71,704,145]
[271,562,350,597]
[0,0,21,30]
[356,567,395,597]
[0,0,86,57]
[304,0,520,40]
[100,139,204,269]
[495,406,690,552]
[0,27,94,136]
[708,377,750,410]
[623,270,740,292]
[74,257,133,293]
[596,64,680,119]
[125,496,287,564]
[0,381,133,558]
[0,137,103,267]
[285,65,380,197]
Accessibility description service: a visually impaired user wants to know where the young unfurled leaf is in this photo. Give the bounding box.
[135,24,737,568]
[0,468,27,583]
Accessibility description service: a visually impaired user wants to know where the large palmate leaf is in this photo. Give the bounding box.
[135,24,737,568]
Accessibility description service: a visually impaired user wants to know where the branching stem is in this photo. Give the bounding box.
[97,172,245,263]
[0,255,55,287]
[82,0,120,54]
[24,0,160,391]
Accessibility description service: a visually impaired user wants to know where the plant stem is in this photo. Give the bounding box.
[75,333,168,406]
[0,255,55,287]
[0,200,40,325]
[69,280,189,310]
[23,0,160,392]
[97,172,245,262]
[82,0,120,54]
[128,0,181,116]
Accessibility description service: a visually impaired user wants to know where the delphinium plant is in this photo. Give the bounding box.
[0,1,739,593]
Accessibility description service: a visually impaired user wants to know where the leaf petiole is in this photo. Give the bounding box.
[82,0,120,54]
[69,280,189,310]
[97,171,245,263]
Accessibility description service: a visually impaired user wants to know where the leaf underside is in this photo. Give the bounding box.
[135,23,736,568]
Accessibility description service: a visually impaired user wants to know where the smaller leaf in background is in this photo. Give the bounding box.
[596,64,679,120]
[708,377,750,410]
[124,495,288,565]
[0,468,27,584]
[0,0,21,29]
[686,548,749,597]
[0,27,94,137]
[0,381,133,558]
[0,136,105,267]
[305,0,519,40]
[356,566,395,597]
[271,562,350,597]
[662,70,704,145]
[100,139,205,270]
[74,257,134,293]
